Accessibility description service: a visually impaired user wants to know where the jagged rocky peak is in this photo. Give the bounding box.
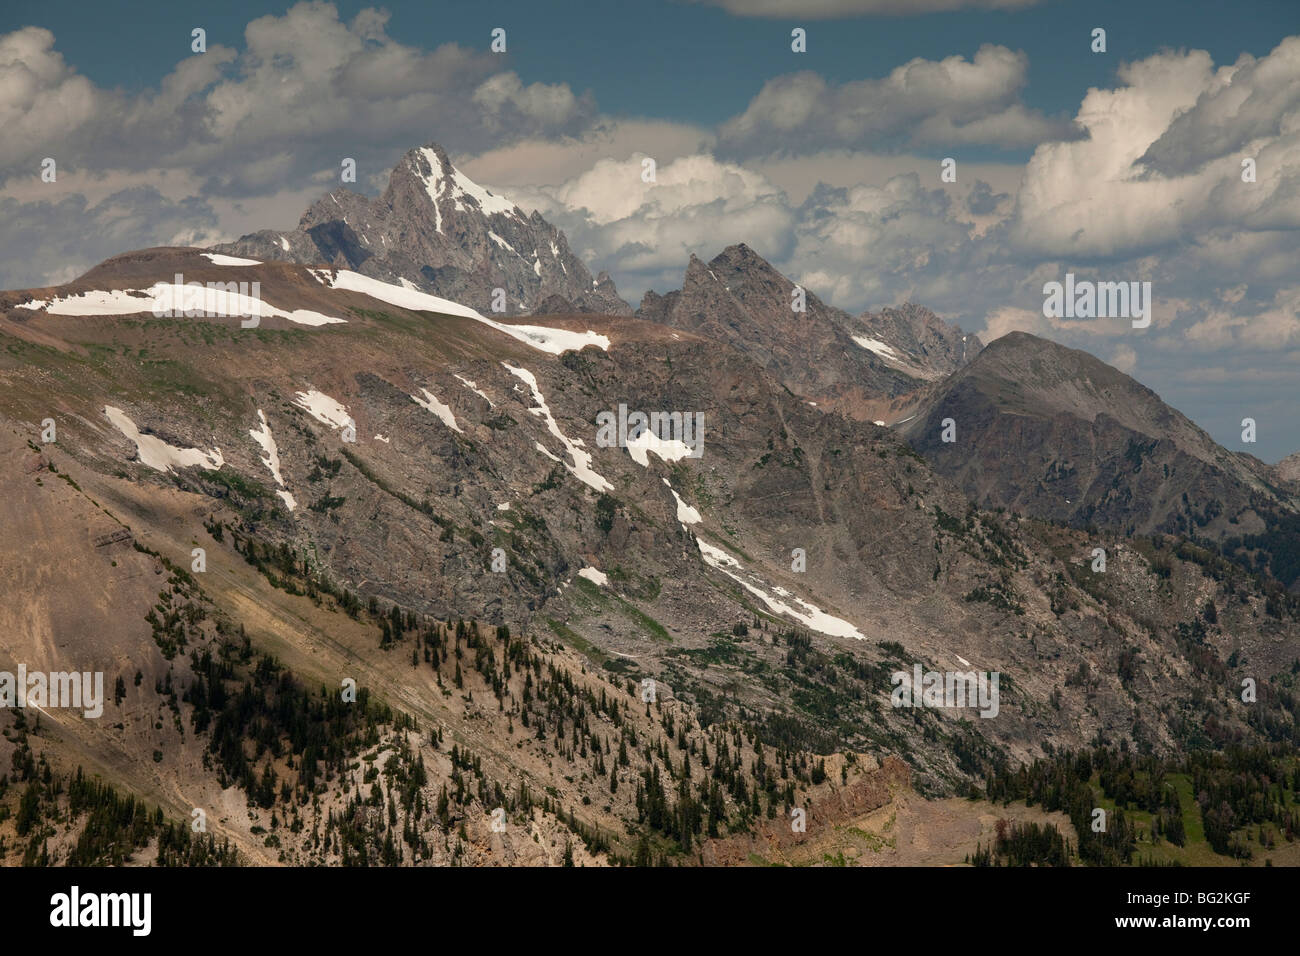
[855,302,983,380]
[686,244,805,302]
[386,143,526,229]
[635,242,981,421]
[215,141,631,317]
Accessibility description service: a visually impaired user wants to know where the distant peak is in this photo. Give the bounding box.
[712,242,765,266]
[990,329,1042,346]
[974,330,1077,366]
[397,143,523,222]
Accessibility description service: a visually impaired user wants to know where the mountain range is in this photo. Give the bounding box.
[2,142,1298,867]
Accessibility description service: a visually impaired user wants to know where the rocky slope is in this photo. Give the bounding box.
[1274,451,1300,486]
[902,332,1300,579]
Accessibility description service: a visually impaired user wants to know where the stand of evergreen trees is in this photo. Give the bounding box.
[2,740,237,866]
[986,743,1300,864]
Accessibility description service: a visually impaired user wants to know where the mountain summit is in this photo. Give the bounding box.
[215,143,631,317]
[636,243,979,422]
[903,330,1298,549]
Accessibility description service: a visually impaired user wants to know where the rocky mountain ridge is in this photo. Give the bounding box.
[901,331,1300,589]
[636,243,980,423]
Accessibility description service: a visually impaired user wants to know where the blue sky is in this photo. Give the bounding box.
[8,0,1295,133]
[2,0,1299,458]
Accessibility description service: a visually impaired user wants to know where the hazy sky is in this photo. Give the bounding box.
[3,0,1298,459]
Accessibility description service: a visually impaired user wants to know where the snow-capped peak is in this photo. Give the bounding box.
[415,146,522,224]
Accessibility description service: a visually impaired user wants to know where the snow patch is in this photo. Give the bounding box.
[310,269,608,355]
[418,148,446,234]
[419,148,523,220]
[248,411,296,511]
[697,539,865,640]
[411,388,462,433]
[577,567,608,587]
[200,253,260,266]
[627,430,695,468]
[104,406,223,473]
[454,374,494,407]
[374,434,390,443]
[851,335,935,379]
[452,166,521,218]
[488,231,519,255]
[293,390,352,430]
[29,284,345,326]
[662,479,701,526]
[503,363,612,493]
[851,336,902,361]
[27,289,162,316]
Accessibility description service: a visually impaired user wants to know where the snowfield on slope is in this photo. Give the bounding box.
[310,269,609,354]
[411,388,462,433]
[249,410,297,510]
[851,336,903,362]
[503,362,612,493]
[104,406,224,473]
[697,539,866,641]
[18,284,346,326]
[293,390,353,430]
[851,335,937,379]
[577,567,609,587]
